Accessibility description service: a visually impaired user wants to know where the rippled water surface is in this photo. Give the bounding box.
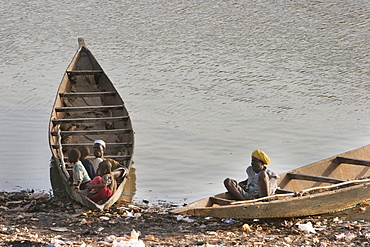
[1,0,369,204]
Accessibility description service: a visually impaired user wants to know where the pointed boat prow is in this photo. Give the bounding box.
[78,37,86,48]
[49,38,135,210]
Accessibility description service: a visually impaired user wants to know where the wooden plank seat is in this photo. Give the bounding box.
[67,70,103,75]
[287,173,346,184]
[51,129,131,136]
[59,92,116,97]
[52,142,133,149]
[104,155,132,161]
[52,116,128,124]
[63,155,131,162]
[335,157,370,167]
[55,105,124,112]
[276,188,295,194]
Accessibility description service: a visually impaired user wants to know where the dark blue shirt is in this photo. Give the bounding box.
[81,159,96,179]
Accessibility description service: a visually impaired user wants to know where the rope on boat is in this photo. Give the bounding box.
[57,124,70,178]
[230,178,370,205]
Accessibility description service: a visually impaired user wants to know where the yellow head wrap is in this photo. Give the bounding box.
[251,150,270,165]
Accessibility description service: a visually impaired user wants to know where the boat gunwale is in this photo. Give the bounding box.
[171,181,370,219]
[185,180,370,210]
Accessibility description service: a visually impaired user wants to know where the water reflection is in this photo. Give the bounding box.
[120,167,137,203]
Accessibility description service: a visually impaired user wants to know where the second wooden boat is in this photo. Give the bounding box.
[171,145,370,219]
[49,38,134,210]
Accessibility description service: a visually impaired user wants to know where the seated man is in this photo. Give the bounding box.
[224,150,279,200]
[92,140,121,173]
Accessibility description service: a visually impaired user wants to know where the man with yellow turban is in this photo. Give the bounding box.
[224,150,279,200]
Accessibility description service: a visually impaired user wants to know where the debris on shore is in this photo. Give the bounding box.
[0,190,369,246]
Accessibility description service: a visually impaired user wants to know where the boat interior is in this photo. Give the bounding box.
[204,151,370,208]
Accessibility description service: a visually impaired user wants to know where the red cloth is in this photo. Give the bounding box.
[88,176,113,203]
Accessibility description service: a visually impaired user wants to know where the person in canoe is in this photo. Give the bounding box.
[68,149,91,190]
[67,146,96,185]
[83,160,116,203]
[78,145,96,179]
[92,140,121,173]
[224,150,279,200]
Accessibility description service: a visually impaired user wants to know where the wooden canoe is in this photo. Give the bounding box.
[49,38,134,210]
[171,145,370,219]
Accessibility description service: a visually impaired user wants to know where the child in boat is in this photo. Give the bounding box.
[224,150,279,200]
[68,149,91,190]
[84,160,117,203]
[78,145,96,179]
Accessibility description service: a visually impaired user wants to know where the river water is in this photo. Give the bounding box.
[1,0,369,204]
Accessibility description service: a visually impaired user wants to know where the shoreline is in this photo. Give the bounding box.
[1,190,369,246]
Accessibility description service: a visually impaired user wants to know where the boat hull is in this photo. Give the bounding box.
[171,145,370,218]
[49,38,134,210]
[171,183,370,219]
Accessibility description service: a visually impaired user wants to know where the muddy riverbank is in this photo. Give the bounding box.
[1,190,369,246]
